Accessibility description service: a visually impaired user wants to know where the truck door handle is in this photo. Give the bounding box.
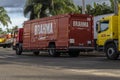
[107,35,110,36]
[113,32,115,35]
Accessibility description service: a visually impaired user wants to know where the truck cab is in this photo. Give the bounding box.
[96,15,119,59]
[12,28,23,50]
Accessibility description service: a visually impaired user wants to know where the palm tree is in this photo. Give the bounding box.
[85,2,113,16]
[24,0,53,20]
[35,0,53,18]
[24,0,79,20]
[109,0,120,13]
[0,7,11,26]
[50,0,79,15]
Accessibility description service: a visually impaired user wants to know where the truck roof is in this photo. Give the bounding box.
[24,14,92,24]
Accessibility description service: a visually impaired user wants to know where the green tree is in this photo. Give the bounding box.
[50,0,80,15]
[24,0,79,20]
[85,4,93,15]
[24,0,54,19]
[109,0,120,11]
[85,2,113,16]
[5,26,19,34]
[0,28,4,34]
[0,7,11,26]
[102,2,113,14]
[12,26,18,31]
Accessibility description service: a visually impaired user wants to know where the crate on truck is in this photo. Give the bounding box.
[13,14,94,57]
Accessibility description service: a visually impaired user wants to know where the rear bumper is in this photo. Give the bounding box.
[0,43,12,47]
[69,46,94,51]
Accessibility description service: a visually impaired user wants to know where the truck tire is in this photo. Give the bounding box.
[3,46,6,48]
[68,50,79,57]
[7,45,11,48]
[105,44,119,60]
[48,44,60,57]
[16,45,22,55]
[33,51,40,56]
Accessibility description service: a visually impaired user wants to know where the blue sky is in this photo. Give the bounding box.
[0,0,110,31]
[4,8,28,30]
[0,0,26,31]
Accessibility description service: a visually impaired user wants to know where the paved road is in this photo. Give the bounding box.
[0,48,120,80]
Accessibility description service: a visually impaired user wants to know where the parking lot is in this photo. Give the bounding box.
[0,48,120,80]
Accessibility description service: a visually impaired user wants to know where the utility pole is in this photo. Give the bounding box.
[114,0,118,15]
[82,0,85,14]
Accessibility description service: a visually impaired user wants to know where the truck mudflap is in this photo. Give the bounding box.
[69,46,95,52]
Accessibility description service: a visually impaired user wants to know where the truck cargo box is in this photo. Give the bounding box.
[23,14,94,51]
[14,14,94,57]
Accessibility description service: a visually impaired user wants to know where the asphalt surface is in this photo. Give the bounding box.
[0,48,120,80]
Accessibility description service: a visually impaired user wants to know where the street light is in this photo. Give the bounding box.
[82,0,85,14]
[114,0,118,15]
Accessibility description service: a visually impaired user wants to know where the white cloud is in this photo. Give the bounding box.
[2,8,28,31]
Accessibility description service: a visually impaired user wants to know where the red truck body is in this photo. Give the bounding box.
[15,14,94,57]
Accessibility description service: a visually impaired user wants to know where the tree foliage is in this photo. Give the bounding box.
[109,0,120,11]
[24,0,50,19]
[0,25,19,34]
[0,7,11,27]
[0,28,5,34]
[24,0,79,20]
[50,0,80,15]
[85,2,113,16]
[6,26,19,34]
[24,0,120,17]
[85,0,120,16]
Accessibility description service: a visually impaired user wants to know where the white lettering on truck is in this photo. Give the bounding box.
[73,21,89,27]
[34,22,53,35]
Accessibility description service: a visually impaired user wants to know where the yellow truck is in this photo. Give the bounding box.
[96,5,120,60]
[0,34,13,48]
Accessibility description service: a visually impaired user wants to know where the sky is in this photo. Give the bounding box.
[0,0,110,31]
[0,0,26,30]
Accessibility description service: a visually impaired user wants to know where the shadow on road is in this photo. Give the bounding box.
[0,48,120,70]
[13,75,120,80]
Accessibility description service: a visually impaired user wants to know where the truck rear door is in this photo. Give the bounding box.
[69,15,94,47]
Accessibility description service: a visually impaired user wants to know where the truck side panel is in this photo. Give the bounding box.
[23,14,94,51]
[23,23,31,50]
[56,17,69,49]
[23,15,69,50]
[30,19,59,49]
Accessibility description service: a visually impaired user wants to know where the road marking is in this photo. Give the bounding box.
[68,69,120,77]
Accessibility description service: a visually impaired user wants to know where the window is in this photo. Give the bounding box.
[100,21,109,32]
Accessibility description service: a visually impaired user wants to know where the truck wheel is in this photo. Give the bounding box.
[16,45,22,55]
[7,45,11,48]
[33,51,39,56]
[3,46,6,48]
[48,44,60,57]
[69,50,79,57]
[105,44,119,60]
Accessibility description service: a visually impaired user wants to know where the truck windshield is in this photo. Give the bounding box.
[100,21,109,32]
